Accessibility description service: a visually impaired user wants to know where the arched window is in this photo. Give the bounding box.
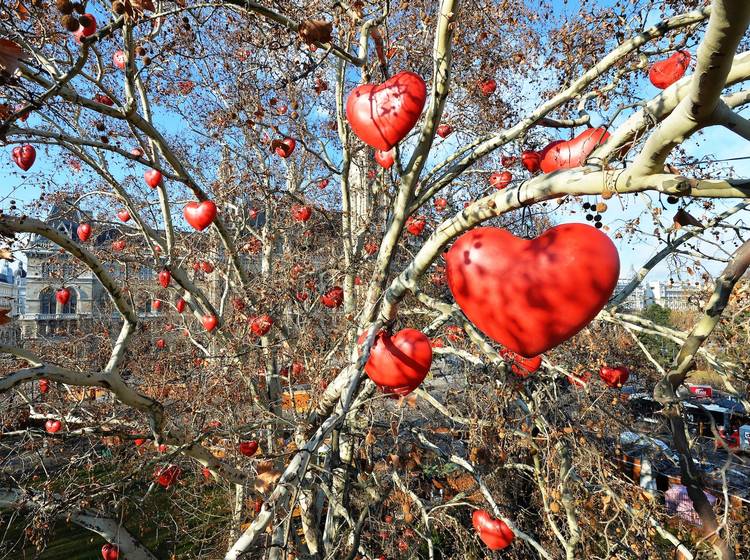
[62,289,77,314]
[39,288,56,314]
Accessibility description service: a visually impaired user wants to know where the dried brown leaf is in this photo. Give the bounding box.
[0,39,28,76]
[298,19,332,45]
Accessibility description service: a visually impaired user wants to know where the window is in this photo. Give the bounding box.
[39,288,56,314]
[62,289,77,314]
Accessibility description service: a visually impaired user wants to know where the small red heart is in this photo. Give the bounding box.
[405,216,426,236]
[472,510,514,551]
[249,314,273,337]
[539,128,610,173]
[274,137,296,158]
[239,441,259,457]
[346,71,427,151]
[479,78,497,96]
[116,209,131,222]
[101,543,120,560]
[45,419,62,433]
[201,314,218,331]
[113,50,126,70]
[11,144,36,171]
[39,379,50,394]
[158,269,171,288]
[291,204,312,223]
[434,197,448,211]
[599,365,629,388]
[445,224,619,357]
[361,329,432,396]
[144,169,163,188]
[155,465,181,488]
[184,200,217,231]
[55,288,71,306]
[649,50,691,89]
[77,223,92,242]
[176,298,186,313]
[489,170,512,190]
[500,349,542,378]
[436,124,452,138]
[521,150,541,173]
[321,286,344,308]
[374,148,395,169]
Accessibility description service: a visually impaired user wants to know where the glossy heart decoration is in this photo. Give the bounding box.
[144,169,162,188]
[274,137,296,158]
[500,349,542,378]
[599,365,629,387]
[202,314,218,332]
[374,148,395,169]
[155,465,181,488]
[176,298,186,313]
[183,200,217,231]
[117,209,131,222]
[445,224,619,357]
[479,78,497,96]
[113,50,126,70]
[39,379,50,394]
[101,543,119,560]
[321,286,344,308]
[362,329,432,396]
[152,300,162,312]
[77,223,92,242]
[437,124,452,138]
[346,71,427,151]
[539,128,610,173]
[158,269,171,288]
[239,441,259,457]
[405,216,426,236]
[12,144,36,171]
[55,288,71,306]
[249,314,273,337]
[291,204,312,223]
[434,197,448,212]
[649,51,691,89]
[45,419,62,433]
[489,170,512,190]
[472,510,514,551]
[521,150,541,173]
[200,261,214,274]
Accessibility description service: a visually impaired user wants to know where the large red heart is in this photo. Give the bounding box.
[446,224,619,357]
[12,144,36,171]
[346,71,427,151]
[101,544,120,560]
[649,51,691,89]
[539,128,610,173]
[55,288,71,306]
[472,510,514,551]
[361,329,432,396]
[184,200,217,231]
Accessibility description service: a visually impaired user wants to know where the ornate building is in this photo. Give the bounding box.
[0,262,23,345]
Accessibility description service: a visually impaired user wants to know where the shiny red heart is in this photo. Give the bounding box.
[291,204,312,223]
[12,144,36,171]
[184,200,217,231]
[45,419,62,433]
[39,379,50,394]
[472,510,514,551]
[599,365,629,388]
[158,269,171,288]
[321,286,344,308]
[405,216,426,236]
[249,314,273,337]
[112,239,126,251]
[239,441,259,457]
[521,150,540,173]
[274,137,296,158]
[445,224,619,357]
[176,298,186,313]
[346,71,427,151]
[155,465,181,488]
[101,543,119,560]
[116,209,131,222]
[489,170,512,190]
[479,79,497,96]
[202,314,218,331]
[500,349,542,378]
[649,50,691,89]
[437,124,452,138]
[144,169,163,188]
[77,223,92,242]
[55,288,71,306]
[434,197,448,211]
[113,50,126,70]
[374,149,395,169]
[362,329,432,396]
[539,128,610,173]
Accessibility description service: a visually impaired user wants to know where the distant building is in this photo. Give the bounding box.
[615,277,655,312]
[0,261,23,345]
[648,280,697,311]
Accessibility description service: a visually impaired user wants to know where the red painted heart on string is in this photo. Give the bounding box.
[55,288,71,306]
[12,144,35,171]
[521,150,541,173]
[346,71,427,151]
[176,298,186,313]
[472,510,514,551]
[113,50,126,70]
[599,365,629,387]
[320,286,343,308]
[184,200,217,231]
[45,419,62,433]
[649,50,691,89]
[77,223,92,242]
[374,148,395,169]
[489,170,512,190]
[101,543,119,560]
[158,269,171,288]
[239,441,259,457]
[116,209,131,222]
[249,314,273,337]
[144,169,163,188]
[201,314,218,331]
[539,128,610,173]
[445,224,619,357]
[361,329,432,396]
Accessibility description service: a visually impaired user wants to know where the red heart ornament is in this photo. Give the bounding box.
[39,379,50,394]
[291,204,312,223]
[158,269,171,288]
[144,169,163,188]
[113,50,126,70]
[55,288,71,306]
[489,170,512,190]
[239,441,259,457]
[176,298,186,313]
[116,209,131,222]
[500,349,542,378]
[405,216,426,236]
[649,50,691,89]
[12,144,36,171]
[77,223,92,242]
[445,224,619,357]
[374,148,395,169]
[202,314,218,331]
[249,314,273,337]
[101,544,119,560]
[184,200,217,231]
[274,137,296,158]
[346,71,427,151]
[362,329,432,396]
[112,239,126,251]
[521,150,541,173]
[539,128,610,173]
[155,465,181,488]
[437,124,452,138]
[599,365,629,388]
[321,286,344,308]
[434,197,448,212]
[45,419,62,433]
[472,510,514,551]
